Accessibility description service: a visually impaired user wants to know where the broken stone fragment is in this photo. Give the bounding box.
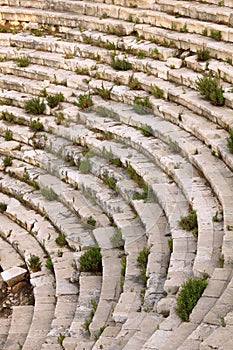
[1,266,27,287]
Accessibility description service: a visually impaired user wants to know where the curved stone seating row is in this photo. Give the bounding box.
[0,179,84,348]
[0,207,56,350]
[0,234,25,270]
[0,3,232,350]
[0,119,191,348]
[3,0,233,45]
[72,108,222,277]
[0,143,156,348]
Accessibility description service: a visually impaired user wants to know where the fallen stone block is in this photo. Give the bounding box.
[1,266,27,287]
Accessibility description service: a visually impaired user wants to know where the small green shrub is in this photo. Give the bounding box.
[168,236,173,252]
[87,216,96,226]
[76,93,93,110]
[78,157,92,173]
[41,187,57,201]
[151,85,163,99]
[133,184,149,201]
[176,277,208,321]
[111,56,132,71]
[4,128,13,141]
[197,48,210,62]
[79,246,102,273]
[128,75,141,90]
[212,210,220,222]
[195,72,225,106]
[30,28,44,36]
[137,247,150,285]
[29,118,44,132]
[141,125,153,137]
[15,57,30,67]
[96,105,117,118]
[137,50,146,59]
[46,92,64,108]
[103,176,117,192]
[3,155,12,167]
[28,254,42,272]
[57,333,65,345]
[210,29,222,41]
[110,228,124,249]
[55,233,67,247]
[45,257,53,271]
[75,66,89,75]
[0,202,7,213]
[133,96,152,115]
[179,210,198,237]
[94,82,112,100]
[54,112,66,125]
[1,111,15,122]
[227,129,233,153]
[109,157,122,167]
[0,98,12,106]
[202,28,208,36]
[84,299,98,333]
[126,163,144,187]
[25,97,46,115]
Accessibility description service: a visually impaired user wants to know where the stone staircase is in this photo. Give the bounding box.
[0,0,233,349]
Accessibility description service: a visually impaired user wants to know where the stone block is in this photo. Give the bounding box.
[1,266,27,287]
[166,57,182,69]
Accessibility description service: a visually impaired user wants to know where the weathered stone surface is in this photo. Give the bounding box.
[1,266,27,287]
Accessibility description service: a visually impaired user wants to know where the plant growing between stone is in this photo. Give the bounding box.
[197,48,210,62]
[79,246,102,273]
[94,82,112,100]
[45,257,54,271]
[55,233,67,247]
[28,254,42,272]
[87,216,96,226]
[46,92,64,108]
[151,85,163,99]
[111,55,132,71]
[1,111,15,122]
[137,247,150,286]
[4,128,13,141]
[41,187,57,201]
[110,228,124,249]
[25,97,46,115]
[84,299,98,333]
[179,210,198,237]
[128,75,141,90]
[76,93,93,110]
[78,157,92,174]
[0,202,7,213]
[133,96,152,115]
[15,57,30,67]
[3,155,12,167]
[29,118,44,132]
[176,277,208,321]
[195,72,225,106]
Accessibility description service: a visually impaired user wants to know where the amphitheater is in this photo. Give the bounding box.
[0,0,233,349]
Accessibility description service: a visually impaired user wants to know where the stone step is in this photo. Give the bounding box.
[0,6,135,35]
[89,229,122,338]
[62,273,102,350]
[158,267,232,350]
[136,23,233,62]
[0,318,11,350]
[2,305,34,350]
[0,235,25,270]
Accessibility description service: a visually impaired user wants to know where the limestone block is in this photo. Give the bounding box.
[166,57,182,69]
[1,266,27,287]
